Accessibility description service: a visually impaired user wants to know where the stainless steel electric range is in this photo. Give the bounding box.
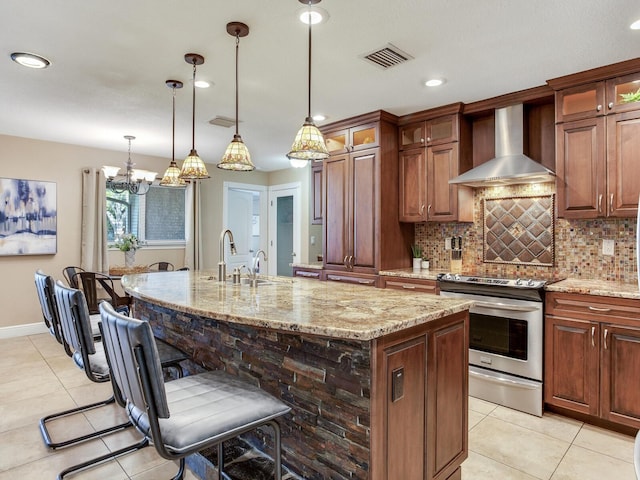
[438,273,547,417]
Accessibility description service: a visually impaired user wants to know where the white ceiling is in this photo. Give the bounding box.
[1,0,639,172]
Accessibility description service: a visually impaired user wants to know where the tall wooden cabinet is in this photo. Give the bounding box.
[545,292,640,429]
[321,111,413,279]
[549,61,640,218]
[398,104,473,223]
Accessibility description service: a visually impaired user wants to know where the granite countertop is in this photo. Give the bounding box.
[290,262,324,270]
[378,268,447,281]
[545,278,640,300]
[121,270,472,341]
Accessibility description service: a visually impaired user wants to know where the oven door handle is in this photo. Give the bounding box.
[473,301,540,313]
[469,368,540,390]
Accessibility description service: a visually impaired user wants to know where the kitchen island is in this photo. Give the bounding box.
[122,270,472,480]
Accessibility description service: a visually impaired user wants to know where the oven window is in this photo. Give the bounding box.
[469,313,528,360]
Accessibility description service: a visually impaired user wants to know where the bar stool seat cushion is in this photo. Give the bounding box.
[126,370,291,456]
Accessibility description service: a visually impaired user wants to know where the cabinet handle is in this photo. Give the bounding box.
[608,102,614,109]
[591,326,595,347]
[349,255,354,270]
[427,204,432,218]
[588,306,611,313]
[343,255,348,267]
[420,204,425,215]
[604,328,609,349]
[596,104,602,112]
[598,194,603,214]
[402,285,417,289]
[609,193,614,214]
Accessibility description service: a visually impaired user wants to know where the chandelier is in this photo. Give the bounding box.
[104,136,157,195]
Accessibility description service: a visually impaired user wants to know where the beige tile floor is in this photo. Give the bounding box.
[464,396,637,480]
[0,332,636,479]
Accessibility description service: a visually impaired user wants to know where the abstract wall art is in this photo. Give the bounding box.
[0,178,57,255]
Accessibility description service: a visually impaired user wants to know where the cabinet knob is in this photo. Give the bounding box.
[426,137,432,142]
[608,102,614,109]
[596,104,602,112]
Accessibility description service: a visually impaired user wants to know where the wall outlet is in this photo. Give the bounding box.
[445,237,452,250]
[602,239,615,256]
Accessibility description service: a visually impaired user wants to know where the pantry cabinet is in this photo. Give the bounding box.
[549,62,640,218]
[321,111,413,278]
[545,292,640,429]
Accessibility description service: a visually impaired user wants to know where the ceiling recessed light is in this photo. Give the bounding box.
[425,78,445,87]
[10,52,50,69]
[630,18,640,29]
[194,80,210,88]
[312,114,326,122]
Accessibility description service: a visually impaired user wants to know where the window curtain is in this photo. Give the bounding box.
[184,181,203,270]
[81,168,109,272]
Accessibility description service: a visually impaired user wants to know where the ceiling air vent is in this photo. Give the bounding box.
[208,116,236,128]
[361,43,413,69]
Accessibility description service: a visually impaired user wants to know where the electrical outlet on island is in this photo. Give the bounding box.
[602,239,615,256]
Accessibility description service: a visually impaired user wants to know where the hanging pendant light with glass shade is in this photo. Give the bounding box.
[287,0,330,165]
[218,22,255,171]
[160,80,187,186]
[179,53,210,180]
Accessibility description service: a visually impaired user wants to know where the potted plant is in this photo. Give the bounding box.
[421,254,430,270]
[116,233,140,267]
[411,244,422,270]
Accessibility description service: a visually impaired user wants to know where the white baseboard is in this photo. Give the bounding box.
[0,322,49,339]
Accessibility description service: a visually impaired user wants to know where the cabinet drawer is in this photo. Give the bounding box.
[325,273,378,287]
[546,292,640,325]
[293,268,322,280]
[382,278,438,294]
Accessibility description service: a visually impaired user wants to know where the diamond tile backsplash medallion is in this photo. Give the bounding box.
[483,195,554,266]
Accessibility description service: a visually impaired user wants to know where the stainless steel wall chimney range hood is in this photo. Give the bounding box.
[449,104,555,187]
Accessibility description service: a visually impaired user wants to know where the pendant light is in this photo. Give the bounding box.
[218,22,255,171]
[179,53,210,180]
[287,0,330,164]
[160,80,187,186]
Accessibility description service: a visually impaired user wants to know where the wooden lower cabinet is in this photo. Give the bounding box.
[371,311,468,480]
[545,292,640,429]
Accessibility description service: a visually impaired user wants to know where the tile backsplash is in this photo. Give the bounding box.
[415,183,638,283]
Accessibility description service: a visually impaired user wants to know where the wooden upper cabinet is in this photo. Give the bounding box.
[552,62,640,218]
[555,82,605,123]
[607,110,640,217]
[426,115,458,145]
[324,123,379,154]
[399,122,426,150]
[399,148,427,222]
[427,143,462,222]
[399,115,459,151]
[556,117,606,219]
[605,72,640,114]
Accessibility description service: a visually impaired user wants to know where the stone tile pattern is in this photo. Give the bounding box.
[483,195,554,265]
[416,182,638,283]
[135,299,372,480]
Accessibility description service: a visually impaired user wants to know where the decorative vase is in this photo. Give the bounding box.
[125,250,135,268]
[412,257,421,270]
[421,260,430,270]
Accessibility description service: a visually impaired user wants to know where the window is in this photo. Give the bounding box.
[106,185,186,245]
